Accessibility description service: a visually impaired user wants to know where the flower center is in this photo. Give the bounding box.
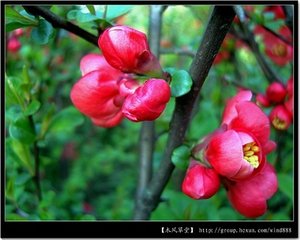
[272,117,287,130]
[243,142,260,168]
[272,43,287,57]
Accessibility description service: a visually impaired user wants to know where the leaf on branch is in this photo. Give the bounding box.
[31,18,54,45]
[171,145,191,170]
[9,116,36,145]
[24,100,41,116]
[167,68,193,97]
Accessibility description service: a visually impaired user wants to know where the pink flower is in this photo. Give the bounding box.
[266,81,287,104]
[98,25,163,77]
[182,160,220,199]
[226,163,278,218]
[182,90,277,218]
[70,54,126,128]
[122,79,171,122]
[206,90,275,180]
[254,25,293,66]
[269,105,292,130]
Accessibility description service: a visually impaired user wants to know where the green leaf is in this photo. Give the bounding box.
[106,5,132,20]
[48,106,84,133]
[5,6,38,25]
[24,100,41,116]
[9,116,36,144]
[278,173,293,200]
[6,22,29,33]
[171,145,190,170]
[31,19,54,45]
[5,76,26,109]
[170,69,193,97]
[7,138,34,175]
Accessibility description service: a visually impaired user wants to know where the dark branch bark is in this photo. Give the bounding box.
[234,6,283,83]
[134,5,165,219]
[23,6,98,46]
[133,6,236,220]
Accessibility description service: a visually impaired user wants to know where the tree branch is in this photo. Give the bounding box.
[133,6,236,220]
[134,5,165,219]
[234,6,283,83]
[22,6,98,46]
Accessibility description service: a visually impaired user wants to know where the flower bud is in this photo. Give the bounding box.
[182,160,220,199]
[266,82,287,104]
[98,26,163,77]
[122,79,171,122]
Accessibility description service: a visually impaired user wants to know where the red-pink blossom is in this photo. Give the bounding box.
[226,163,278,218]
[122,79,171,122]
[70,70,124,128]
[206,90,274,180]
[269,105,292,130]
[182,160,220,199]
[98,25,163,77]
[254,25,293,66]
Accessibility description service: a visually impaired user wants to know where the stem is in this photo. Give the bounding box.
[29,116,42,201]
[234,6,283,83]
[134,5,165,219]
[134,6,235,220]
[22,6,98,46]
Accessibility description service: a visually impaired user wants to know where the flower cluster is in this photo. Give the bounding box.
[256,78,293,130]
[70,26,171,127]
[182,90,278,218]
[254,24,293,66]
[7,28,23,53]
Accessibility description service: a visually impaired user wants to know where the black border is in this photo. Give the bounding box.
[1,0,299,238]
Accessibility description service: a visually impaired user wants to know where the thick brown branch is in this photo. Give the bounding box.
[134,6,236,220]
[23,6,98,46]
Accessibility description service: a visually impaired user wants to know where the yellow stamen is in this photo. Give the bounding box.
[242,142,260,168]
[272,117,287,130]
[251,146,260,152]
[244,150,254,157]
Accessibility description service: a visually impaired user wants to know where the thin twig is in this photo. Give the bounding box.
[134,6,236,220]
[23,6,98,46]
[134,5,165,219]
[29,115,42,201]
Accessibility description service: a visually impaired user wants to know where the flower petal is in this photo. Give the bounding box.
[227,162,278,218]
[229,101,270,146]
[205,130,244,178]
[222,90,252,125]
